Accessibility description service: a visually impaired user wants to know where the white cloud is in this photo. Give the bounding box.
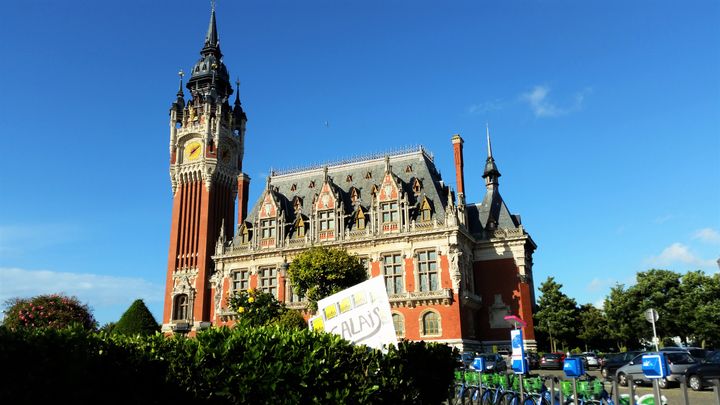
[467,99,503,115]
[587,277,615,292]
[693,228,720,245]
[592,299,605,310]
[653,214,674,224]
[646,243,717,268]
[0,267,164,307]
[520,85,591,118]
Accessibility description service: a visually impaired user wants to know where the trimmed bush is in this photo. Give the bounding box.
[112,299,159,336]
[0,325,455,404]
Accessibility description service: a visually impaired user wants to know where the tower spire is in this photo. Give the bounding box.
[177,70,185,98]
[486,123,493,158]
[204,2,219,51]
[482,124,501,188]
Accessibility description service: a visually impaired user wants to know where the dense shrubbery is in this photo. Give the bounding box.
[2,294,96,330]
[0,325,455,404]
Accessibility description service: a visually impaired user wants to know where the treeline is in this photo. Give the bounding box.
[534,269,720,352]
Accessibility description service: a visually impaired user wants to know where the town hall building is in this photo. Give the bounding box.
[162,8,538,351]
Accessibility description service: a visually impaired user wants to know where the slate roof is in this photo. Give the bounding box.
[246,148,450,230]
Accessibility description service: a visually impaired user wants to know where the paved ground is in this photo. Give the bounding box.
[528,368,720,404]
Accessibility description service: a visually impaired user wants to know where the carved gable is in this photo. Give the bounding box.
[315,182,337,210]
[378,174,399,202]
[258,192,278,219]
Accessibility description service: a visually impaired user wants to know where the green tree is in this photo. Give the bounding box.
[631,269,682,342]
[287,246,367,310]
[577,303,612,352]
[228,288,286,327]
[275,309,308,331]
[2,294,96,331]
[533,277,578,352]
[604,283,639,350]
[673,270,720,348]
[112,299,160,336]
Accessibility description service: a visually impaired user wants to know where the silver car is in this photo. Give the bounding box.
[582,352,600,369]
[616,352,697,388]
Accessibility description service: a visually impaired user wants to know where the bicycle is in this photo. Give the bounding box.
[450,367,480,405]
[520,375,559,405]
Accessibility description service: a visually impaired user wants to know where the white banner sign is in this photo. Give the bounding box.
[309,276,397,350]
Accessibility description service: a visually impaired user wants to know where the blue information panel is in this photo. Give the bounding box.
[510,329,526,374]
[641,353,668,379]
[472,356,486,371]
[563,357,585,377]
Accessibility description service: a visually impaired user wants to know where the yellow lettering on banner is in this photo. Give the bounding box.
[339,297,352,313]
[324,304,338,320]
[353,292,367,307]
[311,317,325,331]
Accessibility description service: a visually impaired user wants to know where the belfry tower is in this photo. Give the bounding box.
[162,7,248,332]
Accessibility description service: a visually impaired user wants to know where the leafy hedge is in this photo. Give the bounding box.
[0,325,455,404]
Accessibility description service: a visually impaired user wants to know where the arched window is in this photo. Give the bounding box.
[173,294,189,321]
[392,313,405,337]
[421,311,440,336]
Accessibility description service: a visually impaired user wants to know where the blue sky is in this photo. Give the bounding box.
[1,0,718,325]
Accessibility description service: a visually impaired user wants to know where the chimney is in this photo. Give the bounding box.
[237,173,251,225]
[451,134,465,204]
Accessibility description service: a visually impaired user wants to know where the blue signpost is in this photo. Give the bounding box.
[642,352,667,404]
[504,315,528,402]
[563,357,585,403]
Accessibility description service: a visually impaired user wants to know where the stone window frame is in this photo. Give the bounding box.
[231,269,250,292]
[419,309,442,337]
[285,281,301,303]
[318,210,335,231]
[172,294,190,321]
[416,249,439,292]
[382,252,404,294]
[392,312,405,338]
[259,266,278,298]
[355,209,366,230]
[260,218,276,239]
[380,201,399,223]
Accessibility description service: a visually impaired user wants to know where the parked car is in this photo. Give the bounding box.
[470,353,508,373]
[684,350,720,391]
[582,352,600,369]
[600,351,642,379]
[661,346,711,361]
[526,352,540,369]
[540,352,565,370]
[497,349,511,365]
[616,351,697,388]
[568,354,589,368]
[457,351,477,368]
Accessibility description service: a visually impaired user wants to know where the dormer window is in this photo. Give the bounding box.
[260,219,276,239]
[239,224,251,244]
[405,165,413,173]
[295,217,306,238]
[346,175,353,182]
[355,210,366,230]
[412,178,422,194]
[419,198,432,222]
[308,181,316,189]
[381,202,398,223]
[318,211,334,231]
[365,171,372,179]
[290,183,297,192]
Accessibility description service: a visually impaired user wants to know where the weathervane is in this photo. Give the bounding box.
[211,0,216,12]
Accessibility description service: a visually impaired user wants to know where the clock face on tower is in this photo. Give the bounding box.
[185,141,202,162]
